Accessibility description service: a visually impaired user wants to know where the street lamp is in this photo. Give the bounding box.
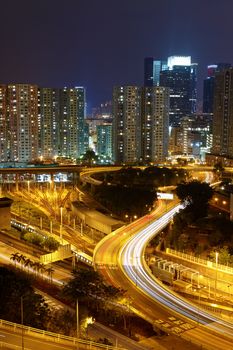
[60,207,63,240]
[163,173,166,188]
[21,296,24,350]
[215,251,219,299]
[76,299,79,348]
[27,180,30,193]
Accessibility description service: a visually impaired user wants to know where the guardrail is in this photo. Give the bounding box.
[0,318,125,350]
[166,248,233,274]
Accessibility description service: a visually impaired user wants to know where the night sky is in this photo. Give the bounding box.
[1,0,233,112]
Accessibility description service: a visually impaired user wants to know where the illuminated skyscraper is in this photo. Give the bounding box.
[96,123,112,162]
[113,86,169,164]
[59,87,88,159]
[2,84,39,162]
[212,67,233,158]
[39,88,60,159]
[145,56,197,126]
[113,86,141,164]
[0,85,7,162]
[203,63,231,114]
[160,56,197,126]
[141,86,169,163]
[144,58,167,87]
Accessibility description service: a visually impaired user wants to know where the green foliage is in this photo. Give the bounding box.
[176,180,213,219]
[63,267,123,310]
[23,232,59,252]
[0,266,49,328]
[47,309,76,335]
[42,236,60,251]
[82,149,98,165]
[213,162,225,177]
[97,338,113,346]
[23,231,44,245]
[93,184,156,218]
[209,247,233,266]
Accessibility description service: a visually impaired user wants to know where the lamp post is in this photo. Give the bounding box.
[27,180,30,193]
[60,207,63,241]
[76,299,79,349]
[50,219,53,235]
[163,173,165,188]
[21,296,24,350]
[215,251,219,299]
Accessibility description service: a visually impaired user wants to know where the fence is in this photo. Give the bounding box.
[0,318,126,350]
[166,248,233,274]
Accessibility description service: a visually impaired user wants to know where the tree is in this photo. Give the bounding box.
[213,162,225,179]
[10,252,21,266]
[23,232,43,246]
[42,236,60,252]
[176,180,213,219]
[0,266,49,328]
[82,149,98,166]
[209,247,233,266]
[63,267,123,311]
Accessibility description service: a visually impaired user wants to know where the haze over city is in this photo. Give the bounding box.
[1,0,233,109]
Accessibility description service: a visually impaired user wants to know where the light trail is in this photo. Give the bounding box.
[119,204,233,339]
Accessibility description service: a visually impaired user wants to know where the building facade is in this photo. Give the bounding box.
[59,87,87,159]
[203,63,231,114]
[113,86,141,164]
[39,88,60,159]
[212,67,233,158]
[144,55,197,126]
[96,123,112,163]
[113,86,169,164]
[0,84,39,163]
[0,84,88,163]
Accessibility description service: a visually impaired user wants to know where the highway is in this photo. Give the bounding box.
[94,201,233,350]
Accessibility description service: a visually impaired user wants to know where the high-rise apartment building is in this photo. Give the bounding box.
[169,114,213,160]
[151,87,170,162]
[39,88,60,159]
[59,87,87,159]
[96,123,112,162]
[144,56,197,126]
[144,58,167,87]
[141,87,169,163]
[0,84,88,163]
[0,84,39,163]
[113,86,141,164]
[0,85,7,162]
[212,67,233,158]
[203,63,231,113]
[113,86,169,164]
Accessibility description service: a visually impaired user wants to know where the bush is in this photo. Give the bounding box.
[23,232,44,245]
[42,236,60,252]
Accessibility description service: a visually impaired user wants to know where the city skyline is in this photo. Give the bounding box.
[1,0,233,110]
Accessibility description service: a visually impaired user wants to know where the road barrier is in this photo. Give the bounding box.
[166,248,233,275]
[0,318,126,350]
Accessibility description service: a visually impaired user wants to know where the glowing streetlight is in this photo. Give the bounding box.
[60,207,63,240]
[215,251,219,299]
[163,173,166,187]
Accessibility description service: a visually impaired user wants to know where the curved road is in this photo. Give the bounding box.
[94,201,233,350]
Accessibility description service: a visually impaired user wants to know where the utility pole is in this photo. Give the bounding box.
[215,252,219,299]
[76,299,79,349]
[21,296,24,350]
